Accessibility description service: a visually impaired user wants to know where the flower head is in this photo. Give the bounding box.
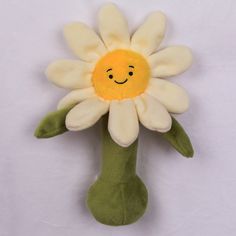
[46,3,192,147]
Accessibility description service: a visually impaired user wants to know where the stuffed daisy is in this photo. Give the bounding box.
[35,3,194,226]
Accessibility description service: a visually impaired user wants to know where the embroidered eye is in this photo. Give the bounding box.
[128,65,134,77]
[109,74,113,79]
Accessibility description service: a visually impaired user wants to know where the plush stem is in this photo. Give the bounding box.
[99,117,137,183]
[87,115,148,226]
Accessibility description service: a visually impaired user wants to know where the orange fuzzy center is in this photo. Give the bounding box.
[92,49,150,100]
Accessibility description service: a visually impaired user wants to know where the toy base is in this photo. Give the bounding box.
[87,175,148,226]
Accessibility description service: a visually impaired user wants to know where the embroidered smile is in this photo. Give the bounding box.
[114,79,128,84]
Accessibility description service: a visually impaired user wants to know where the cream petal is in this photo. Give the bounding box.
[57,87,95,110]
[66,97,109,131]
[135,94,171,132]
[46,60,93,89]
[131,11,166,56]
[146,79,189,113]
[108,100,139,147]
[64,22,107,62]
[148,46,193,77]
[98,3,130,50]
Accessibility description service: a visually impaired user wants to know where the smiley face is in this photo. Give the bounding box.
[107,65,134,85]
[92,49,150,100]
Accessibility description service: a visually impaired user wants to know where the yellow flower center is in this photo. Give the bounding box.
[92,49,150,100]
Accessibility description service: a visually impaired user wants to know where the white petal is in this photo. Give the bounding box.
[131,12,166,56]
[98,3,130,50]
[108,100,139,147]
[149,46,193,77]
[135,94,171,132]
[46,60,93,89]
[57,87,95,110]
[146,79,189,113]
[66,97,109,131]
[64,22,107,62]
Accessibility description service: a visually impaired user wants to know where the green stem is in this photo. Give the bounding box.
[99,116,137,183]
[87,115,148,226]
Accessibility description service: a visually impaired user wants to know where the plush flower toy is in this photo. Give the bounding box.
[35,3,194,226]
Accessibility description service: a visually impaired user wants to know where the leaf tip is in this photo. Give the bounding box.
[34,127,44,139]
[183,148,194,158]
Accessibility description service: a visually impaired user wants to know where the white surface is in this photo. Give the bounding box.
[1,0,236,235]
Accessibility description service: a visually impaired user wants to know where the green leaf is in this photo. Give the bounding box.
[162,117,194,158]
[34,105,74,138]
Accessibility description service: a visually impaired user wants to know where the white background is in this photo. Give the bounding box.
[1,0,236,235]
